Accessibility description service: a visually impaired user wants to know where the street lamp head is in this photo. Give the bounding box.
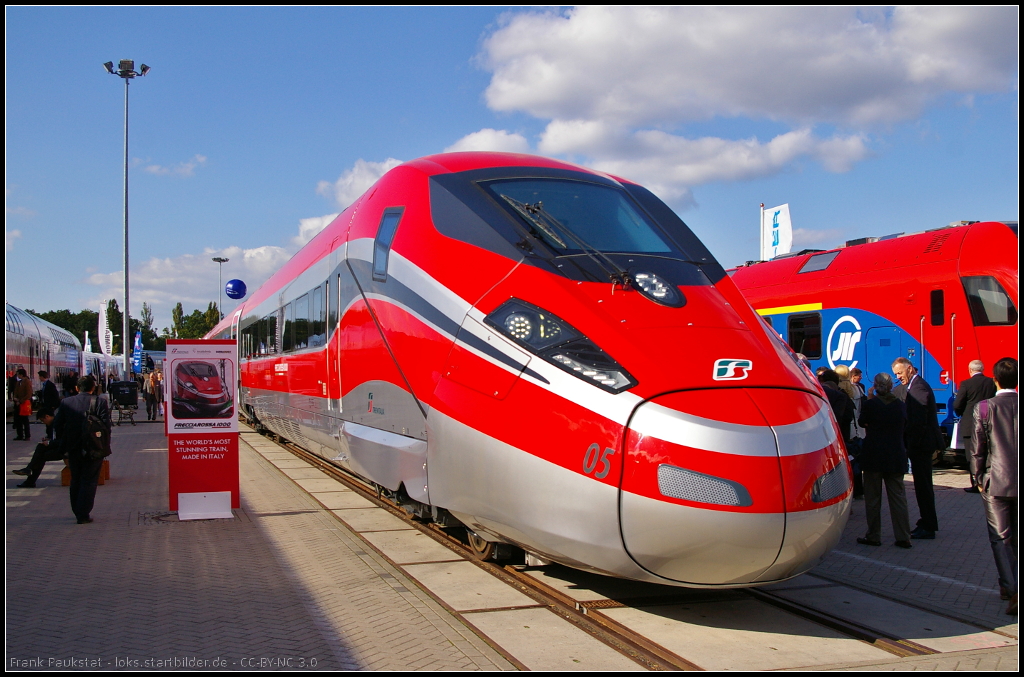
[103,61,115,74]
[119,59,135,73]
[140,64,150,76]
[212,257,229,264]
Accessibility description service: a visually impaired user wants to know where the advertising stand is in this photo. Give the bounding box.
[165,339,238,520]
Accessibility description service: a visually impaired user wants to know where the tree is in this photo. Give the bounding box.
[177,302,220,339]
[25,308,99,346]
[139,302,164,351]
[106,299,124,354]
[171,303,185,339]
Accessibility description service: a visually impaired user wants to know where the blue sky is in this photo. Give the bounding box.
[6,7,1018,335]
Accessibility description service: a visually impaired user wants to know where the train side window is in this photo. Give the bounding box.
[282,303,295,352]
[311,286,324,347]
[798,251,840,274]
[930,290,944,326]
[762,316,773,328]
[263,313,278,354]
[294,294,309,350]
[788,313,822,359]
[372,207,405,282]
[328,275,339,339]
[961,276,1018,326]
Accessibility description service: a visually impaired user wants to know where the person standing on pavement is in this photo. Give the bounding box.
[12,368,33,441]
[37,371,61,440]
[836,364,866,499]
[891,357,942,539]
[856,373,912,549]
[53,376,111,524]
[954,360,997,494]
[971,357,1018,616]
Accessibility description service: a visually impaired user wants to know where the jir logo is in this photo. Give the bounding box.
[713,359,753,380]
[826,315,862,369]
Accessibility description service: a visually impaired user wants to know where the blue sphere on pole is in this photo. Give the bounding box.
[225,279,247,300]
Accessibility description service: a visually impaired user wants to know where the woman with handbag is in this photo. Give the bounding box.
[12,368,33,441]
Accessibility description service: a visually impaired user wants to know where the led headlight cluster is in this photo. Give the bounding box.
[632,271,685,307]
[485,299,637,393]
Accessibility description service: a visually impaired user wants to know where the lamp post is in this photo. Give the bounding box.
[104,59,150,376]
[212,257,229,320]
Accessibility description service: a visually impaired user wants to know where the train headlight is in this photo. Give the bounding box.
[485,299,637,393]
[503,313,534,341]
[633,271,685,308]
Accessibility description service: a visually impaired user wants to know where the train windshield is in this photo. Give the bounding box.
[182,362,218,378]
[961,276,1018,326]
[484,179,674,255]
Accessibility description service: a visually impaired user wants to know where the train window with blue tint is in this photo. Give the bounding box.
[294,294,309,350]
[961,276,1018,326]
[282,303,294,352]
[798,251,841,274]
[327,276,339,339]
[930,290,944,326]
[788,313,822,359]
[373,208,405,282]
[484,179,673,255]
[311,286,324,347]
[262,313,278,354]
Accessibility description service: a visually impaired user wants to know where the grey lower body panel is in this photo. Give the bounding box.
[242,385,428,502]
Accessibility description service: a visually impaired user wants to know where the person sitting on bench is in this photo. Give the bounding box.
[12,408,66,488]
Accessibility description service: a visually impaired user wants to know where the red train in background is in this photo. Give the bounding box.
[728,221,1018,449]
[209,152,852,587]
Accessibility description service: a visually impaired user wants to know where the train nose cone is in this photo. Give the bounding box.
[619,388,849,586]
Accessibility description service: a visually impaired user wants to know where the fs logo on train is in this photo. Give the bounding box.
[713,359,752,380]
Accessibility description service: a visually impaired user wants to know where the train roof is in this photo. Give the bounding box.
[209,152,640,337]
[727,220,1018,286]
[5,302,82,351]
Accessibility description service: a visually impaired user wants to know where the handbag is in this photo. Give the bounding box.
[18,400,32,416]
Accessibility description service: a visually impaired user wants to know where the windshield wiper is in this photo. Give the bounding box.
[500,195,633,288]
[501,195,567,248]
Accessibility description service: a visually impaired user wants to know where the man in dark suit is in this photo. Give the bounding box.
[972,357,1018,615]
[892,357,942,538]
[954,360,997,493]
[53,376,111,524]
[37,371,61,440]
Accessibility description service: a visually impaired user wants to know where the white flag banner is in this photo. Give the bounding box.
[761,203,793,261]
[98,302,114,356]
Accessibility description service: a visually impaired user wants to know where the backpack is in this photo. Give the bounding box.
[82,396,112,461]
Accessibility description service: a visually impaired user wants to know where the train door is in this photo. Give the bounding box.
[327,237,342,412]
[865,326,901,380]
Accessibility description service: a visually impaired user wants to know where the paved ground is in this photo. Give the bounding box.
[5,419,512,671]
[814,468,1019,634]
[5,416,1018,671]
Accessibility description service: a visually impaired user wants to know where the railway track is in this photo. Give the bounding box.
[246,424,1011,671]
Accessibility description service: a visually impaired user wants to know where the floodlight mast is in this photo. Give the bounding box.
[104,59,149,376]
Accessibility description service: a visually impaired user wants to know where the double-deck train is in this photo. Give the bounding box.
[728,221,1018,447]
[209,152,851,587]
[5,303,125,395]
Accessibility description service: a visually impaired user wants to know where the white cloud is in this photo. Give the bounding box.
[6,228,22,252]
[141,154,208,177]
[537,121,868,203]
[82,212,340,331]
[317,158,403,209]
[445,128,530,153]
[482,6,1018,127]
[291,213,341,248]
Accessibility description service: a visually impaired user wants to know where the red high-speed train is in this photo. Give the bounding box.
[209,152,851,587]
